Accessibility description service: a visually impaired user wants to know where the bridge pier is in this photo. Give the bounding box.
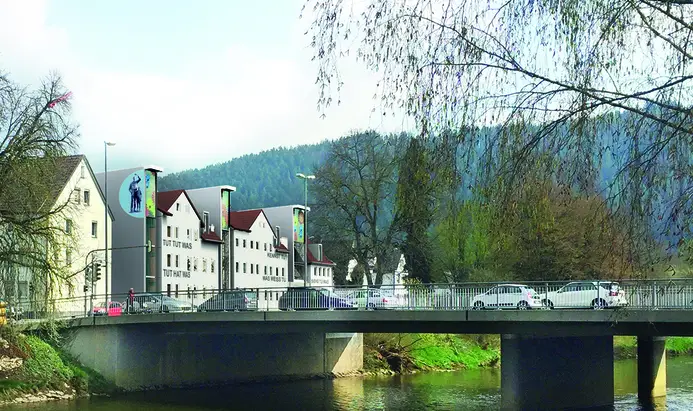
[637,336,667,403]
[501,334,614,410]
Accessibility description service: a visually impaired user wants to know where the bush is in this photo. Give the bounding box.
[20,335,73,387]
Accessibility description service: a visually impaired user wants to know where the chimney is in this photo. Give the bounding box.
[210,224,215,233]
[318,244,323,262]
[275,226,280,246]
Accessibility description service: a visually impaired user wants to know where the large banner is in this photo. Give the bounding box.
[221,191,230,230]
[118,171,145,218]
[293,207,305,244]
[145,170,156,218]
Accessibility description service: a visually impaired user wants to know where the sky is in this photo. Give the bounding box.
[0,0,411,173]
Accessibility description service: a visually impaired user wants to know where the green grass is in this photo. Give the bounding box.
[363,334,500,372]
[613,336,693,359]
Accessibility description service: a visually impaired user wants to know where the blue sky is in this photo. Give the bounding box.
[0,0,409,173]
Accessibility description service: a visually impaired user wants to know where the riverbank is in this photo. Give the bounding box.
[363,334,693,374]
[0,328,115,405]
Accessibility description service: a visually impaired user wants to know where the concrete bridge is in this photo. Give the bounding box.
[55,308,689,410]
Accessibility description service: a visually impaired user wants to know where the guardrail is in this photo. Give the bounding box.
[9,279,693,321]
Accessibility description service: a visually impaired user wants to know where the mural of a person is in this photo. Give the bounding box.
[129,175,142,213]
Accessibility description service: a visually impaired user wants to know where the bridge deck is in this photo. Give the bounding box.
[37,309,693,336]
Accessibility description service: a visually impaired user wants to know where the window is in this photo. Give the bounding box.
[175,227,179,239]
[264,266,267,275]
[167,284,171,297]
[187,229,190,239]
[203,258,207,273]
[167,254,171,267]
[243,263,247,273]
[176,203,180,211]
[264,243,267,251]
[73,188,81,204]
[250,264,254,274]
[175,255,179,268]
[276,267,279,275]
[65,219,72,234]
[235,238,239,247]
[187,257,191,271]
[250,240,254,249]
[65,249,72,265]
[211,261,215,273]
[256,264,259,274]
[83,190,90,205]
[194,229,198,241]
[91,221,98,238]
[167,226,171,237]
[175,284,179,298]
[282,268,285,276]
[80,165,86,179]
[243,239,247,248]
[194,258,198,271]
[235,262,239,272]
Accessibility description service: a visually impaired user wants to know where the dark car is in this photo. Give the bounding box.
[278,288,358,311]
[197,290,258,312]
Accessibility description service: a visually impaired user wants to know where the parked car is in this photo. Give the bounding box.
[127,293,193,313]
[91,301,123,317]
[197,290,258,312]
[470,284,544,310]
[278,288,358,311]
[345,289,399,310]
[543,281,628,309]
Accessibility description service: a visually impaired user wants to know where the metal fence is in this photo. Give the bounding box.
[10,279,693,321]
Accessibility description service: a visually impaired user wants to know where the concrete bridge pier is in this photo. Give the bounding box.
[501,334,614,410]
[637,336,667,403]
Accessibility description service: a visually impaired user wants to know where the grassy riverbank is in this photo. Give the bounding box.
[0,327,114,404]
[364,334,693,374]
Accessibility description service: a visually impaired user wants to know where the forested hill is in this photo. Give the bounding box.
[158,142,332,210]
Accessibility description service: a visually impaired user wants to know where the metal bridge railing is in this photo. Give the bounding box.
[11,279,693,321]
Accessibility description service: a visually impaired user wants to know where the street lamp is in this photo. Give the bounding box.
[104,141,116,301]
[296,173,315,286]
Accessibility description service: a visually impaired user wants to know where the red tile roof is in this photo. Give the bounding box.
[275,243,289,253]
[201,231,223,243]
[156,190,184,216]
[307,248,336,266]
[158,189,219,244]
[229,209,270,232]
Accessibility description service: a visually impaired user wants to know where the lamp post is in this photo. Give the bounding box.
[296,173,315,286]
[104,141,116,301]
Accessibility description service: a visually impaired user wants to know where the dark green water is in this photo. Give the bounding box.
[4,357,693,410]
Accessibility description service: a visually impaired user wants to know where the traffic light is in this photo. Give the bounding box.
[94,261,102,282]
[85,266,92,284]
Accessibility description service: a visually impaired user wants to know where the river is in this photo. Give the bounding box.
[4,357,693,410]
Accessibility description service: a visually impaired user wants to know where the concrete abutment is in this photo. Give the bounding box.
[62,326,362,390]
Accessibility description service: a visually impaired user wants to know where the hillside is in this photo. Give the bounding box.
[159,142,332,210]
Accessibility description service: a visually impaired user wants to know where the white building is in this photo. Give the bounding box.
[3,155,114,314]
[305,239,336,287]
[229,209,290,309]
[347,254,408,288]
[157,190,221,300]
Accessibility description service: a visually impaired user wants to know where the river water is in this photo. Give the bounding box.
[4,357,693,410]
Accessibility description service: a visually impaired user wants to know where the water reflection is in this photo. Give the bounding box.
[2,358,693,410]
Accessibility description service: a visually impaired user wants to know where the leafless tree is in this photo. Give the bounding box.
[0,71,79,307]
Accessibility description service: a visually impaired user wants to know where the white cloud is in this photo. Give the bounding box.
[0,0,412,175]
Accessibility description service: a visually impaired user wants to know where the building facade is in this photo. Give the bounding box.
[96,165,162,294]
[261,205,309,286]
[156,190,221,300]
[186,185,235,290]
[4,155,114,314]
